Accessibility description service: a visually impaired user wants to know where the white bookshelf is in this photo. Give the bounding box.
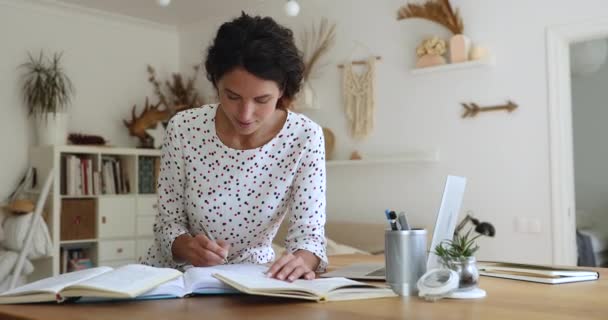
[28,145,161,281]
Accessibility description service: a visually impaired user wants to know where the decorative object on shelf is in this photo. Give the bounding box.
[469,45,490,61]
[123,97,171,148]
[449,34,471,63]
[350,151,362,160]
[397,0,463,34]
[341,56,377,140]
[295,18,336,110]
[461,100,518,118]
[398,0,482,66]
[145,125,165,149]
[20,51,74,146]
[416,37,447,68]
[147,64,203,117]
[67,133,107,146]
[322,127,336,160]
[138,156,157,194]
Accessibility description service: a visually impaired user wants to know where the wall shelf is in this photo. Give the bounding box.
[326,149,439,168]
[411,56,495,75]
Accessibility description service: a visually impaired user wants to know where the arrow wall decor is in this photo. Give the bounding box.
[461,100,518,118]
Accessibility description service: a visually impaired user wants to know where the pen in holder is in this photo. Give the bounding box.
[385,229,427,296]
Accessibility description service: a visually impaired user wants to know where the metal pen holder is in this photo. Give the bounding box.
[385,229,428,296]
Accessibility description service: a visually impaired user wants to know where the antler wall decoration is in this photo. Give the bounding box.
[123,97,171,145]
[461,100,518,118]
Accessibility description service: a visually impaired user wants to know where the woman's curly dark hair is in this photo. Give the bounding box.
[204,13,304,110]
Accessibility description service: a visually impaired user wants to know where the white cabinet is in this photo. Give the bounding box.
[98,197,136,239]
[98,240,136,262]
[137,196,158,216]
[136,216,155,237]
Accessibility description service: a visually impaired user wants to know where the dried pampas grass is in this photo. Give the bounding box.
[300,18,336,82]
[397,0,464,35]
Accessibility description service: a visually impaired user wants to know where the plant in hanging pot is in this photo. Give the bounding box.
[433,229,483,290]
[20,51,74,146]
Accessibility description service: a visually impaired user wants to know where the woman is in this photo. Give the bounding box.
[142,13,327,282]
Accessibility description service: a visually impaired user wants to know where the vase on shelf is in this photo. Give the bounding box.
[415,54,446,68]
[449,34,472,63]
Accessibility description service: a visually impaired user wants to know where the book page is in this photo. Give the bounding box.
[62,264,182,298]
[0,267,112,297]
[290,277,373,296]
[214,270,369,297]
[184,264,268,293]
[139,276,188,298]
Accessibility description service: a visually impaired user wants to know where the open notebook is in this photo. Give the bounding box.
[0,264,267,304]
[213,270,397,302]
[478,262,599,284]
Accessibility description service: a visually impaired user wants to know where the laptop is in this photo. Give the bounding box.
[321,175,467,280]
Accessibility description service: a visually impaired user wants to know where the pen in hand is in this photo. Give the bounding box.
[199,222,229,264]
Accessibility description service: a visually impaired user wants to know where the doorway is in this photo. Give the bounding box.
[546,18,608,266]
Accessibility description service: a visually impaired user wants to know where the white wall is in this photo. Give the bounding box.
[571,43,608,233]
[179,0,608,264]
[0,1,179,201]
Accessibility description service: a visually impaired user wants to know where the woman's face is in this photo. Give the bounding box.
[216,67,283,136]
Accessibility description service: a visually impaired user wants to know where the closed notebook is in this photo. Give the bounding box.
[478,262,599,284]
[0,264,182,304]
[213,270,397,302]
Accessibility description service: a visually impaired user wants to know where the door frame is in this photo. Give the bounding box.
[546,19,608,265]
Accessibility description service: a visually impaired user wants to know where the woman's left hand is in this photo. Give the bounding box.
[266,250,319,282]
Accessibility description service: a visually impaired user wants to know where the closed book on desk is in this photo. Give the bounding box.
[0,264,181,304]
[213,271,397,302]
[478,262,599,284]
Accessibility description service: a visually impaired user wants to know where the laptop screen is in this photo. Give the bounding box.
[426,175,467,270]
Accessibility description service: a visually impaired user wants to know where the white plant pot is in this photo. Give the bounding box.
[35,112,69,146]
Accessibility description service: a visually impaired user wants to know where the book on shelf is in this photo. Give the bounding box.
[478,261,600,284]
[0,264,268,304]
[213,270,397,302]
[61,155,98,196]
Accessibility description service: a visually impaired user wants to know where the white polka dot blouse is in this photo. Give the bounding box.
[141,104,328,271]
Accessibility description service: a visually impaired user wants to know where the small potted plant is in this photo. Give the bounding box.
[433,229,482,290]
[20,51,74,146]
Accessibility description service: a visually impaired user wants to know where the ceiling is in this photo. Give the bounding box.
[53,0,275,26]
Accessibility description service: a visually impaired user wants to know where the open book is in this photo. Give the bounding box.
[213,270,397,302]
[0,264,269,304]
[0,264,181,304]
[478,262,599,284]
[139,264,267,299]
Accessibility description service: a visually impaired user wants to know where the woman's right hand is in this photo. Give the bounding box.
[171,234,230,267]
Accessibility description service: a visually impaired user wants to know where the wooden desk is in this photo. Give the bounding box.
[1,255,607,320]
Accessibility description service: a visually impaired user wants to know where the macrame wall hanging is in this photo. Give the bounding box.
[340,56,380,140]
